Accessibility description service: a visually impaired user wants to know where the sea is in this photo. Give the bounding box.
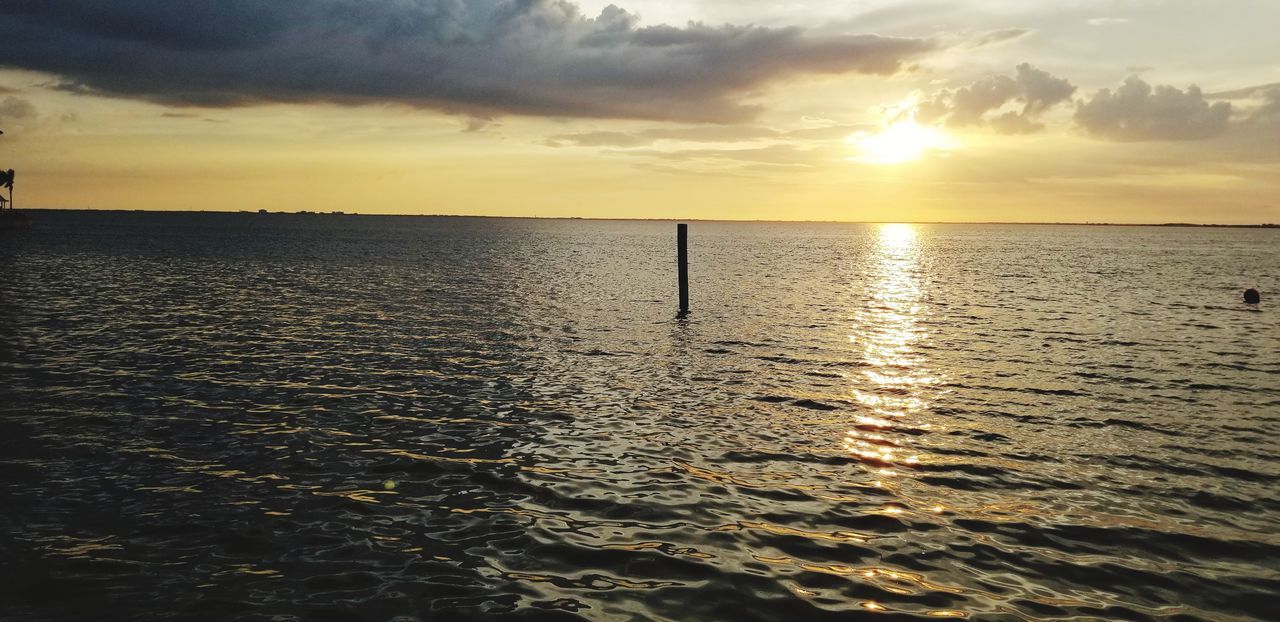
[1,211,1277,621]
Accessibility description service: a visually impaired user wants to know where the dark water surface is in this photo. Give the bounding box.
[2,212,1278,621]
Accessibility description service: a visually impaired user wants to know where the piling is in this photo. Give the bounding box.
[678,223,689,314]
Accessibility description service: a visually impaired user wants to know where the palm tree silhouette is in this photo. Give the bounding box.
[0,169,13,211]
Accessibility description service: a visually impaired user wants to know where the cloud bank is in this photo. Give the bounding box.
[914,63,1075,134]
[908,66,1244,143]
[1075,76,1231,141]
[0,0,938,122]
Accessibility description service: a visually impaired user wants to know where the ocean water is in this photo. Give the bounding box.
[1,211,1277,621]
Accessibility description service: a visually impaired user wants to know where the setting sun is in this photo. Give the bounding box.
[847,121,954,165]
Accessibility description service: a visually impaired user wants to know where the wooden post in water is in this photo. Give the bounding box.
[677,223,689,314]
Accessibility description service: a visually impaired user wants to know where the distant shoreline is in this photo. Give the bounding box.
[21,208,1280,229]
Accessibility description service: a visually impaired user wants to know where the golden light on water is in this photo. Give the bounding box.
[845,223,938,468]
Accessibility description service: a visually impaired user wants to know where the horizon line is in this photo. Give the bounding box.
[20,207,1280,229]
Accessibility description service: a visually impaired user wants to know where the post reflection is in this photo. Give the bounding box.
[844,224,937,470]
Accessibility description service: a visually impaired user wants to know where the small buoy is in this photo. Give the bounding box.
[1244,288,1261,304]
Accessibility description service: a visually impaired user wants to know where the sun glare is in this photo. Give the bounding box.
[878,223,917,248]
[847,121,953,165]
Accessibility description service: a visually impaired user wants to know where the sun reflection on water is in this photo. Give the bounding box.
[844,224,937,469]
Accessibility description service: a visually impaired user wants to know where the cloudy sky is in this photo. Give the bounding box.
[1,0,1277,222]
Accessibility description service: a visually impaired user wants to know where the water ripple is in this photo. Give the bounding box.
[1,213,1277,620]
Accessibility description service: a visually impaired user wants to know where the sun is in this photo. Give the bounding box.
[847,120,954,165]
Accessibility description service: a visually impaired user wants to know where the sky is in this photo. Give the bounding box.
[0,0,1277,223]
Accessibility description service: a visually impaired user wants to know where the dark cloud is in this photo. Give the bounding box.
[0,96,37,122]
[462,117,500,133]
[160,110,225,123]
[0,95,38,136]
[915,63,1075,134]
[0,0,939,122]
[1075,76,1231,141]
